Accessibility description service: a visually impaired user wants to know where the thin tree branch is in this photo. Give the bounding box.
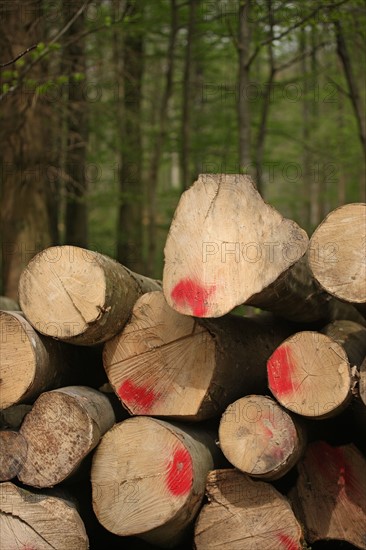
[247,0,350,68]
[0,44,38,69]
[0,0,92,101]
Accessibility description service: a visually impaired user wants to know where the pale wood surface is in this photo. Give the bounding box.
[0,311,67,409]
[309,203,366,304]
[163,174,308,318]
[18,245,160,345]
[104,291,290,420]
[194,469,303,549]
[0,481,88,549]
[267,331,352,418]
[18,386,115,487]
[91,416,219,547]
[219,395,306,479]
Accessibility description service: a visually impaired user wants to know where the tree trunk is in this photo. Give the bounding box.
[0,481,88,549]
[64,0,89,247]
[103,291,291,420]
[334,20,366,202]
[219,395,306,480]
[255,0,275,196]
[18,386,115,487]
[181,0,197,191]
[0,0,53,300]
[300,27,311,229]
[290,441,366,548]
[194,469,303,549]
[267,331,352,419]
[91,416,221,547]
[0,311,72,409]
[116,0,144,272]
[309,203,366,305]
[238,0,251,173]
[147,0,179,275]
[18,245,160,345]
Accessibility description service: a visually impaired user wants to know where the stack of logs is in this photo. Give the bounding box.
[1,175,365,550]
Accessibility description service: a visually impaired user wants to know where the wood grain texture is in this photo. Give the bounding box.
[18,245,160,345]
[194,469,303,549]
[0,481,88,549]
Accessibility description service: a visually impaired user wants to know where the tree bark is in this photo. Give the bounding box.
[147,0,179,275]
[0,0,53,299]
[290,441,366,549]
[219,395,306,480]
[267,331,352,418]
[18,245,161,345]
[238,0,251,173]
[309,203,366,305]
[181,0,197,191]
[255,0,275,196]
[103,291,291,420]
[91,416,221,547]
[334,20,366,202]
[116,0,144,272]
[0,481,88,548]
[194,469,303,549]
[64,0,89,248]
[18,386,115,488]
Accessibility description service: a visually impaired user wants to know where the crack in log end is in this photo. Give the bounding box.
[117,380,159,413]
[267,345,296,397]
[171,278,215,317]
[166,447,193,496]
[277,533,301,550]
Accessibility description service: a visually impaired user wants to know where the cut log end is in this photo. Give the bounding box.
[309,203,366,304]
[290,441,366,548]
[0,311,37,409]
[18,386,115,488]
[267,331,352,418]
[91,417,216,547]
[194,469,303,549]
[18,245,160,345]
[19,246,106,341]
[163,174,308,318]
[103,291,216,419]
[219,395,305,480]
[0,482,88,549]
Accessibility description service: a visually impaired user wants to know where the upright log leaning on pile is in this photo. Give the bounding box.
[163,174,364,324]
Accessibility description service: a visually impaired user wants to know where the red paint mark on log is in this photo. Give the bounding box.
[267,345,296,396]
[309,442,355,492]
[118,380,157,412]
[171,278,215,317]
[277,533,300,550]
[166,447,193,496]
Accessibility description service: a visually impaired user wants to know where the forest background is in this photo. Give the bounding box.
[0,0,365,299]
